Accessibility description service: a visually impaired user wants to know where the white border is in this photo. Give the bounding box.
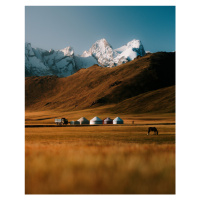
[1,1,200,200]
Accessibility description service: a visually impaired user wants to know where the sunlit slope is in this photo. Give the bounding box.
[109,85,175,114]
[25,52,175,112]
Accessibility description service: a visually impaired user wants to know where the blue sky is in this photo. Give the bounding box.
[25,6,175,54]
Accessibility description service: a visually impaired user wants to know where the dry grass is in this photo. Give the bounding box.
[25,125,175,194]
[25,109,175,125]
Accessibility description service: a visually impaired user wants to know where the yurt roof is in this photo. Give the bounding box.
[90,116,102,121]
[78,117,89,122]
[104,117,113,121]
[113,117,123,122]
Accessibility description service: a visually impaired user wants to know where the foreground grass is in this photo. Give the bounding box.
[25,125,175,194]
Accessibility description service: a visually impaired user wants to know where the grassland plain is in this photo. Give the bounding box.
[25,112,175,194]
[25,107,175,125]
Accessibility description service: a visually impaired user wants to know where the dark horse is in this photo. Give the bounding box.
[147,127,158,135]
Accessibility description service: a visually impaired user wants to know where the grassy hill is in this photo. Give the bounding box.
[109,85,175,114]
[25,52,175,114]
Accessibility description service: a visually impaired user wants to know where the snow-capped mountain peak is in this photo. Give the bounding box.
[127,39,142,48]
[113,39,145,63]
[88,38,115,67]
[115,39,145,55]
[25,38,146,77]
[91,38,112,52]
[81,50,91,57]
[60,46,74,56]
[82,38,145,67]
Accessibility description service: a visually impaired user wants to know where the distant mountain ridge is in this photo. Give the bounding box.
[25,38,145,77]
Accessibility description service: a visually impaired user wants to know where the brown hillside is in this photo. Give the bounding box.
[25,52,175,112]
[109,85,175,114]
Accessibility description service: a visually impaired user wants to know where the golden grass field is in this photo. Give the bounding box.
[25,110,175,194]
[25,52,175,194]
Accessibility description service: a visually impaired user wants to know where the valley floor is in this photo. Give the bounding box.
[25,110,175,194]
[25,106,175,125]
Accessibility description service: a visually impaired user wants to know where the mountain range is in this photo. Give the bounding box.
[25,52,175,113]
[25,38,146,77]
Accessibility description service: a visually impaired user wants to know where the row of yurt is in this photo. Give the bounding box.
[69,116,123,125]
[90,116,124,124]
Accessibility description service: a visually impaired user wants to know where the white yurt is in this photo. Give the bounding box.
[103,117,113,124]
[77,117,89,125]
[113,117,124,124]
[90,116,103,125]
[70,121,80,125]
